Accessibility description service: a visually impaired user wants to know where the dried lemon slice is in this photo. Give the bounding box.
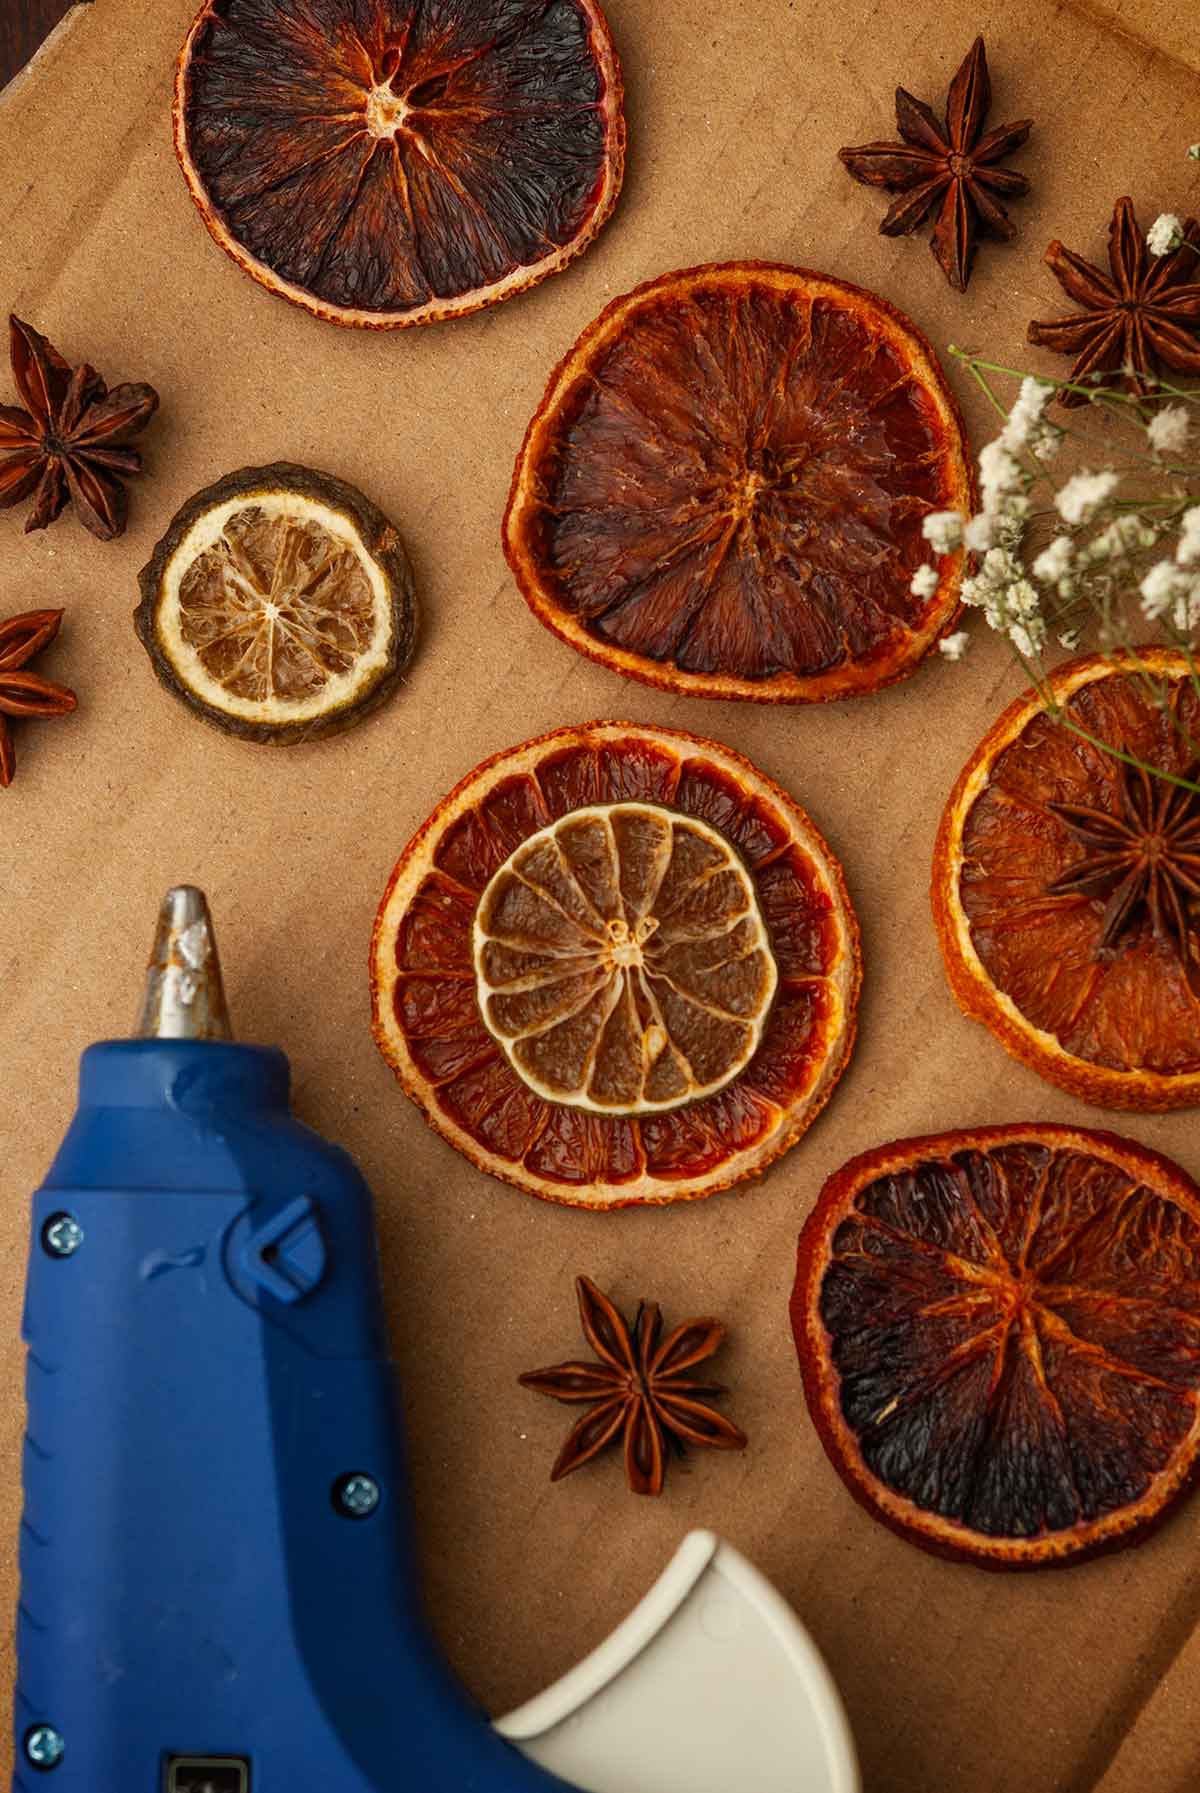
[135,462,416,742]
[473,803,778,1113]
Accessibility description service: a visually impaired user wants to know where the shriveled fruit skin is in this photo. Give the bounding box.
[371,722,861,1207]
[135,462,417,744]
[174,0,625,328]
[933,649,1200,1110]
[793,1124,1200,1568]
[505,262,974,702]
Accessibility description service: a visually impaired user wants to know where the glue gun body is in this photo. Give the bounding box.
[15,1038,569,1793]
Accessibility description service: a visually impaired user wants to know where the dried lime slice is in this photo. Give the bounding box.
[135,462,416,742]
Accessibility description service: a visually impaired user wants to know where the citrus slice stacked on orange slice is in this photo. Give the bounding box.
[135,463,417,743]
[504,262,973,701]
[933,649,1200,1109]
[371,723,861,1206]
[793,1123,1200,1568]
[174,0,624,328]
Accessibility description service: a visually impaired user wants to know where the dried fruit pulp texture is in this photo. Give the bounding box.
[807,1137,1200,1561]
[390,737,845,1190]
[178,504,381,704]
[181,0,617,319]
[475,805,777,1112]
[525,274,963,684]
[962,674,1200,1074]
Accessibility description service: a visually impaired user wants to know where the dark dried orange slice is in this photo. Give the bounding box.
[793,1123,1200,1568]
[933,650,1200,1110]
[174,0,625,328]
[504,262,973,701]
[371,722,861,1206]
[135,463,416,743]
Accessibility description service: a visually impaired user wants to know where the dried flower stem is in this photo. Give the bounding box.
[917,350,1200,797]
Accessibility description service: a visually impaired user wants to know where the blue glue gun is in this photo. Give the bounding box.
[13,887,575,1793]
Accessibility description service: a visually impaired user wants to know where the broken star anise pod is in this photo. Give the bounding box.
[1047,751,1200,991]
[519,1275,747,1497]
[0,609,77,787]
[838,36,1032,292]
[1027,197,1200,407]
[0,316,159,539]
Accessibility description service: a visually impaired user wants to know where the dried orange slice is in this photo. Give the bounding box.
[174,0,624,329]
[792,1123,1200,1568]
[504,262,973,702]
[371,723,860,1206]
[933,650,1200,1110]
[135,463,417,743]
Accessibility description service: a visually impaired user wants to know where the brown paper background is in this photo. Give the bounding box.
[3,2,1200,1787]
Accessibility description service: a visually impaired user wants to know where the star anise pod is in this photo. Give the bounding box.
[1028,198,1200,407]
[519,1275,747,1497]
[0,608,77,787]
[0,316,159,539]
[838,36,1032,292]
[1046,751,1200,991]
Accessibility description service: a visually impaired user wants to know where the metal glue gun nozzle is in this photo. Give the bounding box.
[136,886,233,1043]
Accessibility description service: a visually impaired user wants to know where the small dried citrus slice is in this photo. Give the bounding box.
[135,463,417,743]
[174,0,624,329]
[933,649,1200,1110]
[371,722,860,1207]
[792,1123,1200,1568]
[474,803,778,1112]
[504,262,973,702]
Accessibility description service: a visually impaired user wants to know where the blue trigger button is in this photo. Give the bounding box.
[240,1197,326,1304]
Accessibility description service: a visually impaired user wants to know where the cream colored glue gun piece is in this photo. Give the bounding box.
[495,1532,860,1793]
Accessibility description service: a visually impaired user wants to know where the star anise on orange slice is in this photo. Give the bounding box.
[0,608,77,787]
[520,1275,747,1496]
[0,317,159,539]
[838,37,1032,292]
[174,0,624,328]
[933,649,1200,1111]
[793,1124,1200,1567]
[1028,197,1200,406]
[1047,753,1200,990]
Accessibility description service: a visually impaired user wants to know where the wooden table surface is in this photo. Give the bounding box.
[0,0,79,91]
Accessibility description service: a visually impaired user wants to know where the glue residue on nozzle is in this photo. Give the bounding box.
[136,887,233,1042]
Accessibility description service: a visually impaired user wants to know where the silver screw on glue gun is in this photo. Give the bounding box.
[136,886,232,1042]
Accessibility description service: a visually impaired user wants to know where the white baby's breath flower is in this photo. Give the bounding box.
[979,440,1024,509]
[921,509,964,553]
[939,630,970,661]
[1147,213,1185,257]
[1177,506,1200,567]
[1086,514,1157,561]
[1030,421,1064,463]
[1140,560,1188,620]
[982,546,1019,586]
[1055,470,1119,525]
[999,377,1053,453]
[1057,627,1082,651]
[1009,620,1045,659]
[1006,578,1042,621]
[1147,406,1190,456]
[1032,537,1073,584]
[1172,581,1200,634]
[910,564,940,598]
[1189,144,1200,162]
[963,512,995,552]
